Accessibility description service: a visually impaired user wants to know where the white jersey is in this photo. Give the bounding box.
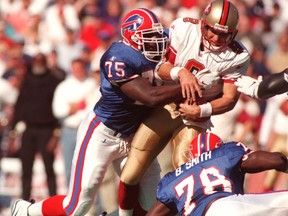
[168,17,250,101]
[161,17,250,129]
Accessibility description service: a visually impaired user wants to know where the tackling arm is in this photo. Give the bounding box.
[157,61,203,101]
[235,68,288,99]
[241,151,288,173]
[120,76,183,107]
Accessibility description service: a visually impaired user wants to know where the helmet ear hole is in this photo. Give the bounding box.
[131,35,138,43]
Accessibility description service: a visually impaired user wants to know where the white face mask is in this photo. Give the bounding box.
[202,38,223,52]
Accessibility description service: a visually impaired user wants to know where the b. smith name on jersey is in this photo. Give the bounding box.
[175,151,212,177]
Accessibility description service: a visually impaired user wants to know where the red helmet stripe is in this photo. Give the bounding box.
[220,0,230,26]
[138,8,159,24]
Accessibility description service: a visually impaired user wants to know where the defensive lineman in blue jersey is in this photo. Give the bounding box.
[147,132,288,216]
[11,8,183,216]
[94,42,158,136]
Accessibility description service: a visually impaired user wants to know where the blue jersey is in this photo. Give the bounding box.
[94,41,157,137]
[156,142,251,216]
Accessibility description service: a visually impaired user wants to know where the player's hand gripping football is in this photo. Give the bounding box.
[178,97,210,122]
[235,75,263,98]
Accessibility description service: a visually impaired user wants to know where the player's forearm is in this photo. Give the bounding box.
[121,76,183,107]
[241,151,288,173]
[209,96,238,115]
[144,84,183,107]
[257,68,288,99]
[210,92,239,115]
[209,82,240,115]
[157,61,175,80]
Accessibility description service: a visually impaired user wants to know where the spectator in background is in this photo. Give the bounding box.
[22,13,53,56]
[266,29,288,74]
[236,13,265,53]
[4,0,33,39]
[52,58,100,186]
[103,0,124,32]
[8,53,62,201]
[0,58,27,160]
[0,77,18,156]
[79,46,93,74]
[76,0,102,23]
[233,94,261,149]
[55,28,85,73]
[0,21,14,51]
[79,13,115,51]
[46,49,66,81]
[262,0,288,37]
[90,31,115,74]
[43,0,80,45]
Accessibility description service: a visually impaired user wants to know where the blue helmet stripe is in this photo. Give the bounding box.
[139,8,159,23]
[201,132,206,154]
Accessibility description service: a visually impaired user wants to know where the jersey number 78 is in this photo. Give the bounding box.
[174,166,232,215]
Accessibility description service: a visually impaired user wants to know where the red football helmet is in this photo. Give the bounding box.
[190,132,223,158]
[201,0,239,52]
[121,8,168,62]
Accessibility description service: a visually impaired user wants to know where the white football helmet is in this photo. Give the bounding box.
[201,0,239,52]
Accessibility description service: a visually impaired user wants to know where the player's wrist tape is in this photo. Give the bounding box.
[170,67,183,81]
[199,102,212,117]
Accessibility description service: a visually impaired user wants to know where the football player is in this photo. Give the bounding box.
[119,0,250,215]
[147,132,288,216]
[235,68,288,99]
[11,8,184,216]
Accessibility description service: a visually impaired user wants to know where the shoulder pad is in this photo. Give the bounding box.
[228,41,245,54]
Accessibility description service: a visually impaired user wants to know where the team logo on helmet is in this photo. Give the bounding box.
[121,15,144,35]
[204,3,212,15]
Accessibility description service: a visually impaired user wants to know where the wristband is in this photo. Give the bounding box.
[170,67,183,81]
[199,102,212,117]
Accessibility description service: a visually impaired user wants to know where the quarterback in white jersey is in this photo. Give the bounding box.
[162,14,249,129]
[119,1,250,215]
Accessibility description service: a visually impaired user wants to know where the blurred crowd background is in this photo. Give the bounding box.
[0,0,288,215]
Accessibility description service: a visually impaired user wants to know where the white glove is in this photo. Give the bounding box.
[234,75,263,98]
[195,69,220,89]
